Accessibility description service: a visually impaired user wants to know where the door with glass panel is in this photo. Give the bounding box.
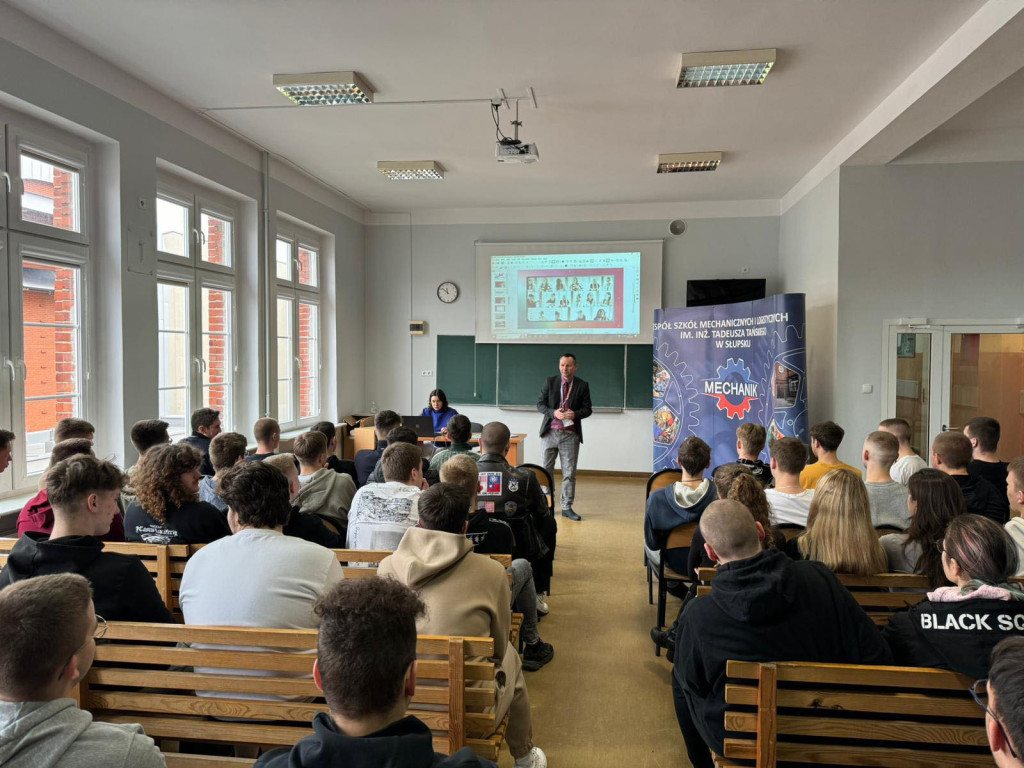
[886,325,941,460]
[941,328,1024,457]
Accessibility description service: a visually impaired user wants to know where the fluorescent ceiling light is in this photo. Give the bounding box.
[377,161,445,181]
[657,152,722,173]
[273,71,374,105]
[677,49,776,88]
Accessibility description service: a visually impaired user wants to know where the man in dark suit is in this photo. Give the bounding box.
[537,353,592,521]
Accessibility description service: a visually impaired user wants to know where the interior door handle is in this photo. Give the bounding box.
[3,359,15,381]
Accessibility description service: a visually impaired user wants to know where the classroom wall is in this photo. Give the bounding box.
[364,216,781,472]
[835,161,1024,446]
[778,169,840,429]
[0,29,365,468]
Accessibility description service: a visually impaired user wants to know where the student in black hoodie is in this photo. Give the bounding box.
[124,443,230,544]
[255,578,495,768]
[883,514,1024,678]
[0,454,173,623]
[932,430,1007,524]
[673,499,891,768]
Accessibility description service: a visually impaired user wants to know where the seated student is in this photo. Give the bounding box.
[180,461,343,693]
[932,430,1007,524]
[799,420,862,489]
[0,574,167,768]
[378,484,547,767]
[179,407,221,477]
[644,436,716,574]
[123,419,171,508]
[354,409,401,486]
[312,421,358,484]
[863,430,911,529]
[245,417,281,462]
[984,637,1024,767]
[651,464,783,659]
[764,436,814,526]
[476,422,557,603]
[199,430,248,511]
[346,442,423,551]
[0,455,172,623]
[18,438,126,543]
[428,414,479,471]
[966,416,1011,517]
[293,431,356,532]
[674,500,892,768]
[1006,458,1024,575]
[264,453,343,548]
[787,468,887,575]
[0,429,14,476]
[880,468,966,585]
[366,426,439,486]
[439,453,554,665]
[54,417,95,443]
[732,423,773,487]
[883,514,1024,678]
[124,444,231,544]
[879,417,928,485]
[254,578,496,768]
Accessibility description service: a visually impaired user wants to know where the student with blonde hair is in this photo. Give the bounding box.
[790,468,887,575]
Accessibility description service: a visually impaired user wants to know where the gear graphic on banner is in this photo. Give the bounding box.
[702,358,759,420]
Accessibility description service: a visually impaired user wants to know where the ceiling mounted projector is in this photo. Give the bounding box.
[496,140,539,164]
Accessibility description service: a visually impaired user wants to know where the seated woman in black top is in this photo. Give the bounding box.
[883,514,1024,678]
[125,443,230,544]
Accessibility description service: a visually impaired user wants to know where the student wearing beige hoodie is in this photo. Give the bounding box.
[293,432,355,533]
[378,483,548,768]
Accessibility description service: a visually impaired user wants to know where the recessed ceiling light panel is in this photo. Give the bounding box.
[377,161,445,181]
[273,71,374,105]
[657,152,722,173]
[677,49,775,88]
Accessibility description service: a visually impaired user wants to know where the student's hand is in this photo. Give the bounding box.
[564,409,575,420]
[554,409,565,420]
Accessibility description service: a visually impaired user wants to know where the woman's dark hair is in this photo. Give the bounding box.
[218,461,291,529]
[944,514,1019,585]
[427,389,449,410]
[133,444,202,523]
[904,468,966,587]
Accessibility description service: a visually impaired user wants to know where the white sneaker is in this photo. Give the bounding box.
[536,594,550,616]
[514,746,547,768]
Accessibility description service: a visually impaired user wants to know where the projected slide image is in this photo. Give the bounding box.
[490,252,641,340]
[525,273,617,324]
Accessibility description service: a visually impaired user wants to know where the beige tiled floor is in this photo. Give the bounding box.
[497,474,687,768]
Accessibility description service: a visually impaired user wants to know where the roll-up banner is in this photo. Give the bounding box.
[652,293,808,471]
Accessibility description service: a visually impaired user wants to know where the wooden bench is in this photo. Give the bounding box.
[715,659,991,767]
[697,566,931,627]
[84,622,507,762]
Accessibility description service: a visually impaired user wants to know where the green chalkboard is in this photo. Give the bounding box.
[436,336,497,405]
[498,344,626,407]
[436,336,653,409]
[626,345,653,409]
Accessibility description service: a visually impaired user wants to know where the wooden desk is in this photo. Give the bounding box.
[352,427,527,466]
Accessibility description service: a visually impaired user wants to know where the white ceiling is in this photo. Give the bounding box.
[5,0,1017,214]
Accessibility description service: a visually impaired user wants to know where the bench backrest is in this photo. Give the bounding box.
[0,539,510,617]
[696,566,932,626]
[719,659,991,767]
[84,621,497,757]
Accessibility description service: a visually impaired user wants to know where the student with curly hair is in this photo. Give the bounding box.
[124,443,230,544]
[789,468,887,575]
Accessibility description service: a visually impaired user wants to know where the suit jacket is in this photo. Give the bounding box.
[537,375,593,443]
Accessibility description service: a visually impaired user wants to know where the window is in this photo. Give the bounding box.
[155,178,238,432]
[1,123,91,495]
[275,222,321,428]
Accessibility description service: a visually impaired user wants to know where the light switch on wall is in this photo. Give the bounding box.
[861,384,873,394]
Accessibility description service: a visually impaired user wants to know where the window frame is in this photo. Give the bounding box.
[6,127,90,245]
[6,231,90,491]
[274,221,322,430]
[155,176,239,432]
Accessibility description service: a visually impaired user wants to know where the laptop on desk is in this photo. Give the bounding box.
[401,416,438,438]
